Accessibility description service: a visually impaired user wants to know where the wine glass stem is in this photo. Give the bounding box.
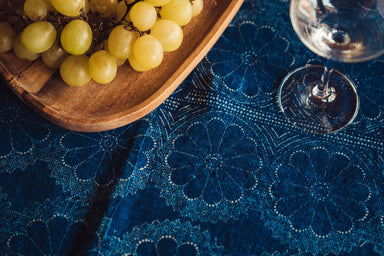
[312,66,336,102]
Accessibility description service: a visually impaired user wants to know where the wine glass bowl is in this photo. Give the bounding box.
[291,0,384,63]
[278,0,384,134]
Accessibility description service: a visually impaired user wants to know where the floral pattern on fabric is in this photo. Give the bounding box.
[206,22,294,104]
[345,59,384,133]
[7,215,99,255]
[156,112,265,223]
[0,0,383,255]
[0,85,51,172]
[270,147,370,237]
[258,143,376,255]
[3,198,105,256]
[51,117,156,198]
[99,219,223,256]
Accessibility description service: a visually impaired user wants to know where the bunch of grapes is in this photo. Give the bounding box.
[0,0,203,86]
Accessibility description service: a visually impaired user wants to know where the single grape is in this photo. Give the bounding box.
[21,21,57,53]
[98,39,127,66]
[133,34,163,69]
[160,0,193,26]
[50,0,86,17]
[108,25,136,59]
[42,40,70,68]
[60,55,91,87]
[191,0,203,16]
[61,19,92,55]
[144,0,171,7]
[0,22,17,53]
[88,50,117,84]
[42,0,55,11]
[130,1,157,31]
[83,0,90,14]
[13,34,40,61]
[90,0,117,17]
[24,0,48,21]
[114,57,126,67]
[128,53,150,72]
[115,1,130,23]
[150,19,183,52]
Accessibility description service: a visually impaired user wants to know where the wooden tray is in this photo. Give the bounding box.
[0,0,243,132]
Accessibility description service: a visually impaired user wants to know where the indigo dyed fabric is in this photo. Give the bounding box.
[1,0,384,255]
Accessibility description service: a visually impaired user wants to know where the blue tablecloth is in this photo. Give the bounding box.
[1,0,384,255]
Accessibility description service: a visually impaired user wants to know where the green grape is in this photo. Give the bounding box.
[42,40,70,68]
[133,34,163,69]
[61,19,92,55]
[21,21,57,53]
[128,53,150,72]
[90,0,117,17]
[13,34,40,61]
[114,57,126,67]
[42,0,55,11]
[98,39,127,67]
[0,22,17,53]
[60,55,91,87]
[108,25,136,59]
[191,0,203,16]
[84,0,90,14]
[115,1,129,22]
[88,50,117,84]
[130,1,157,31]
[50,0,86,16]
[160,0,193,26]
[150,19,183,52]
[144,0,170,7]
[24,0,48,21]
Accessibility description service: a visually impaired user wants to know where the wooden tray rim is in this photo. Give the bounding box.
[0,0,244,132]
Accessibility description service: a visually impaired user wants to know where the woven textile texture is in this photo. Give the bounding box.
[1,0,384,255]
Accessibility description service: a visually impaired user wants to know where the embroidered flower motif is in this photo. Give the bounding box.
[59,121,155,188]
[132,237,198,256]
[270,147,371,238]
[206,22,294,102]
[99,219,223,256]
[7,215,99,255]
[157,114,264,222]
[0,86,50,171]
[348,60,384,124]
[166,119,258,204]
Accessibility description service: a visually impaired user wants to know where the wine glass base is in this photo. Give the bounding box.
[278,65,359,134]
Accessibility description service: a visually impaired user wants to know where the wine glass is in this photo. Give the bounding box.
[278,0,384,134]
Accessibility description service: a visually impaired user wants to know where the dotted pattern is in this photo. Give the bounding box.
[0,0,384,255]
[98,219,222,256]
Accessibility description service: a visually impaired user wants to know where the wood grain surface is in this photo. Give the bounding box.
[0,0,244,132]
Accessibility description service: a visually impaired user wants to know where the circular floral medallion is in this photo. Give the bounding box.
[206,21,294,104]
[259,144,373,255]
[99,219,223,256]
[7,215,99,255]
[5,198,102,256]
[52,118,156,198]
[155,112,266,223]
